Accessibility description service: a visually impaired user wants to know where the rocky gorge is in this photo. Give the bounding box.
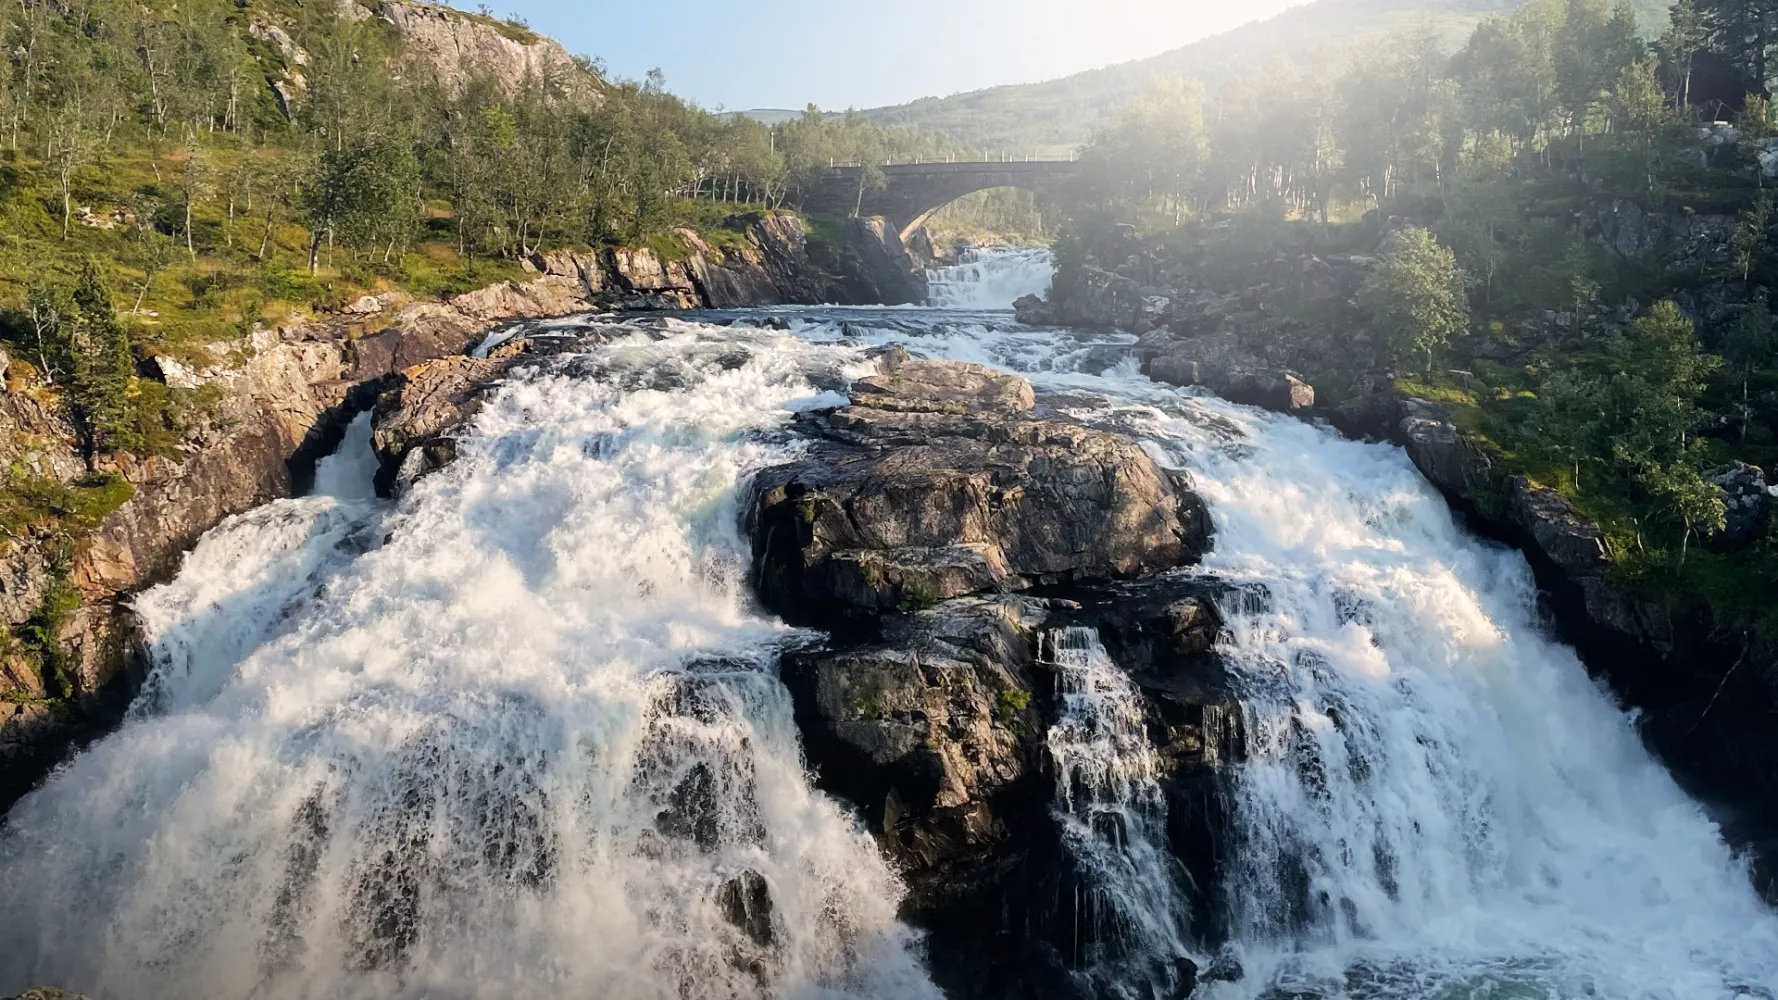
[1016,205,1778,904]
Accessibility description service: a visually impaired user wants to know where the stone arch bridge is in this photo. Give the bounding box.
[803,160,1079,242]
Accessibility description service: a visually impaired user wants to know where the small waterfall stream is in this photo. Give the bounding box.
[925,246,1054,309]
[1045,627,1194,999]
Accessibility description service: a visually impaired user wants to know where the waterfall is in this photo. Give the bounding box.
[1044,627,1195,999]
[2,305,1774,1000]
[0,330,937,1000]
[1120,393,1778,999]
[925,246,1053,310]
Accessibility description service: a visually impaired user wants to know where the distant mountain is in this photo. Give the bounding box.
[860,0,1668,153]
[726,109,810,126]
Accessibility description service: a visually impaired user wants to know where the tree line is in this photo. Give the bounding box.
[1071,0,1778,573]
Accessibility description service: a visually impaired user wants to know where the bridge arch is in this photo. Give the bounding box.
[805,161,1079,243]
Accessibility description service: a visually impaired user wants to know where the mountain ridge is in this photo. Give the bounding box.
[793,0,1666,151]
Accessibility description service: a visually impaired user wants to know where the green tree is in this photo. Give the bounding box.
[61,260,139,457]
[1639,458,1726,566]
[305,136,422,272]
[1357,228,1472,371]
[1658,0,1706,106]
[1535,367,1610,489]
[1722,300,1776,438]
[1599,301,1720,475]
[1731,192,1772,283]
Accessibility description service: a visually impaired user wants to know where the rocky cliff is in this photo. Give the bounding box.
[343,0,601,104]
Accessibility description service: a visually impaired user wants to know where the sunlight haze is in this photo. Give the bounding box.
[508,0,1316,110]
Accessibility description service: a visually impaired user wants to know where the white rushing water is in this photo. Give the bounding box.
[1,246,1775,1000]
[0,329,935,1000]
[924,246,1053,310]
[1044,627,1194,997]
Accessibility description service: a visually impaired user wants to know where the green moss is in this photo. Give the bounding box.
[847,676,888,720]
[0,470,135,541]
[992,688,1030,724]
[896,578,939,613]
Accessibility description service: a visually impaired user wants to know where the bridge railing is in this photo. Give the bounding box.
[824,151,1080,167]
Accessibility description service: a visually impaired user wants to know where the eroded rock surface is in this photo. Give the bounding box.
[747,358,1209,622]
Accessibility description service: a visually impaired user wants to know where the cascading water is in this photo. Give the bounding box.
[1,294,1775,1000]
[1044,627,1195,998]
[1106,391,1778,999]
[0,329,937,1000]
[924,246,1053,310]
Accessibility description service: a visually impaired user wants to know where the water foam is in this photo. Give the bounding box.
[3,300,1775,1000]
[0,329,935,1000]
[925,247,1054,310]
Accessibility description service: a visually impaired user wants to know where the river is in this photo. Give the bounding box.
[0,248,1772,1000]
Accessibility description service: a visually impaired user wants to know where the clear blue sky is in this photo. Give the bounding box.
[500,0,1311,111]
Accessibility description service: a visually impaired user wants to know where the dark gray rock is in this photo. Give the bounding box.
[1705,461,1771,549]
[1397,399,1493,497]
[747,360,1209,622]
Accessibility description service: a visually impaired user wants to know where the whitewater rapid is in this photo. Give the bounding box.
[925,246,1053,309]
[1,249,1774,1000]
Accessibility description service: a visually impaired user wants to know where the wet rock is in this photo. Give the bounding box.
[1704,461,1770,549]
[747,360,1209,622]
[1012,293,1056,326]
[371,356,506,495]
[1213,369,1314,413]
[715,869,776,948]
[1327,392,1397,441]
[785,596,1047,889]
[1201,952,1245,983]
[1148,355,1201,389]
[1164,956,1200,999]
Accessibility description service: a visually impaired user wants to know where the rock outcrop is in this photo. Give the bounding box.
[746,357,1209,623]
[735,356,1237,995]
[356,0,600,104]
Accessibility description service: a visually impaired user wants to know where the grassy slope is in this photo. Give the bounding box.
[862,0,1669,151]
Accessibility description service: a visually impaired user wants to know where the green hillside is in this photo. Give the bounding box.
[862,0,1670,151]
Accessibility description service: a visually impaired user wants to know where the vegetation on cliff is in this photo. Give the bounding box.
[1054,0,1778,629]
[0,0,963,528]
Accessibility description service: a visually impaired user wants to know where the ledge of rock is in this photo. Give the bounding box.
[783,595,1048,911]
[746,358,1210,623]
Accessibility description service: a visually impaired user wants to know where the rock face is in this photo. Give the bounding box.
[784,596,1049,911]
[809,218,928,307]
[359,0,600,104]
[1704,461,1771,549]
[746,358,1209,623]
[371,356,506,495]
[740,357,1237,995]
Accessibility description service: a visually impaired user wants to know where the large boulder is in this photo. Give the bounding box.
[783,595,1048,907]
[747,359,1209,623]
[1396,399,1493,497]
[1704,461,1771,550]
